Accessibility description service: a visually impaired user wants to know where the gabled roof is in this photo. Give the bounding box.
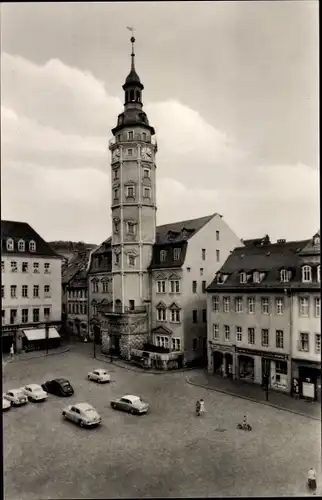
[62,249,92,285]
[207,239,314,292]
[1,220,60,258]
[152,325,173,336]
[155,214,216,245]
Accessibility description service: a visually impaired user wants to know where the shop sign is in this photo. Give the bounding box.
[236,347,289,361]
[302,382,315,399]
[210,342,235,353]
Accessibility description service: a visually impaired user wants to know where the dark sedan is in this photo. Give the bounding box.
[41,378,74,397]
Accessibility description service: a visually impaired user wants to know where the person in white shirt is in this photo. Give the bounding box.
[199,399,205,416]
[9,344,14,359]
[308,467,317,494]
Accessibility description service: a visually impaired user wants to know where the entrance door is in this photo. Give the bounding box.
[213,351,223,374]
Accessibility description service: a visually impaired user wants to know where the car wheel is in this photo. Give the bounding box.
[79,420,84,427]
[111,403,116,409]
[62,412,67,419]
[130,409,136,415]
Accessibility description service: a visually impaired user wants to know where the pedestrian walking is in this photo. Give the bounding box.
[308,468,317,494]
[196,399,201,416]
[9,344,14,360]
[199,398,205,416]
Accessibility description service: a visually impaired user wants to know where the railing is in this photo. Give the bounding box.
[109,136,157,148]
[97,304,147,314]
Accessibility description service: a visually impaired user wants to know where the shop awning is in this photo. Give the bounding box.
[23,328,61,341]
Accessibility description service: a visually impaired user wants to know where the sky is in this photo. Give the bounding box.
[1,1,319,244]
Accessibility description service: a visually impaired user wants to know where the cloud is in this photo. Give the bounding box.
[1,53,319,243]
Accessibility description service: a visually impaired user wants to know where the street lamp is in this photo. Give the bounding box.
[45,321,49,356]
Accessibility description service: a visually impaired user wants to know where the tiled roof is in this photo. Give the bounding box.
[242,235,270,247]
[62,249,92,285]
[155,214,216,245]
[88,238,112,274]
[207,239,317,292]
[1,220,60,258]
[299,232,320,256]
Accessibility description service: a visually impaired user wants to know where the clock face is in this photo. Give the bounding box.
[112,148,120,161]
[142,146,152,160]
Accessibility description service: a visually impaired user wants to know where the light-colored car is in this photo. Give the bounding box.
[2,397,11,411]
[3,389,28,406]
[20,384,48,402]
[62,402,102,427]
[110,394,149,415]
[88,368,111,383]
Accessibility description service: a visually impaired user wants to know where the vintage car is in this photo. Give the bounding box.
[20,384,48,402]
[88,369,111,383]
[110,395,149,415]
[62,402,101,428]
[2,397,11,411]
[3,389,28,406]
[41,378,74,397]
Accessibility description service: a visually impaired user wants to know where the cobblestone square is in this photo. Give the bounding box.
[3,348,321,499]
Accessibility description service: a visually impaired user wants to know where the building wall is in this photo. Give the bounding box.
[207,291,292,391]
[182,214,242,361]
[88,273,113,320]
[2,255,62,325]
[291,292,321,363]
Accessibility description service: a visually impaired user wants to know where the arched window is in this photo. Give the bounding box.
[129,90,135,101]
[136,90,140,102]
[240,272,247,284]
[29,240,36,252]
[253,271,260,283]
[302,265,312,283]
[6,238,14,251]
[18,239,25,252]
[280,269,289,283]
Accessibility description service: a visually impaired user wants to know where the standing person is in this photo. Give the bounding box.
[9,343,14,360]
[199,398,205,416]
[196,399,201,416]
[308,468,317,494]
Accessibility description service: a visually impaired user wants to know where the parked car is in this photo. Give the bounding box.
[110,395,149,415]
[2,397,11,411]
[41,378,74,397]
[20,384,48,402]
[88,369,110,383]
[3,389,28,406]
[62,403,101,427]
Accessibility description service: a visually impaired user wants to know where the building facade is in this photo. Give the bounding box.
[87,36,242,369]
[207,235,321,397]
[1,220,62,352]
[291,231,321,400]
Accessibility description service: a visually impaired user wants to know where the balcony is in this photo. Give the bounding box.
[97,303,147,315]
[109,136,158,148]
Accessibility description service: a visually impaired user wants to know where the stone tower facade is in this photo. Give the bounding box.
[108,35,157,313]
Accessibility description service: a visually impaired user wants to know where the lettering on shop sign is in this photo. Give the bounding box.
[211,343,236,352]
[236,347,288,361]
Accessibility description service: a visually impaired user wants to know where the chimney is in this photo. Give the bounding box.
[277,239,286,244]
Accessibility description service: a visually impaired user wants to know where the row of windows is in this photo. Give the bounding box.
[299,332,321,353]
[113,186,151,201]
[91,282,110,294]
[2,307,51,324]
[2,261,51,273]
[2,285,51,299]
[155,336,181,351]
[221,265,321,285]
[4,239,36,252]
[212,325,285,348]
[159,248,181,262]
[192,280,207,293]
[156,307,181,323]
[156,280,180,294]
[67,290,87,299]
[115,131,149,142]
[212,295,320,317]
[113,168,151,181]
[68,303,87,315]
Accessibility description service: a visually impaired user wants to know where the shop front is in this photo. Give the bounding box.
[292,359,321,402]
[236,347,290,391]
[209,342,236,378]
[23,327,61,351]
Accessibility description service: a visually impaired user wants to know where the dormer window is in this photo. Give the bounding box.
[18,240,25,252]
[302,265,312,283]
[240,272,247,284]
[29,240,36,252]
[280,269,290,283]
[253,271,260,283]
[217,274,228,284]
[6,238,14,251]
[160,250,167,262]
[173,248,181,261]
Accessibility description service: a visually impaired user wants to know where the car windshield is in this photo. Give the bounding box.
[16,391,24,397]
[61,382,70,387]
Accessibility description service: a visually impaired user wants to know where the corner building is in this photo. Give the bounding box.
[88,37,242,367]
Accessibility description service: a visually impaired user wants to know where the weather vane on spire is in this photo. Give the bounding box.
[126,26,136,69]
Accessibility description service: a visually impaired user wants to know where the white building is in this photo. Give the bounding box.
[1,220,63,352]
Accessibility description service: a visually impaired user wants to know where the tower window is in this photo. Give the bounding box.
[128,255,136,266]
[142,133,146,141]
[126,222,136,235]
[113,169,119,180]
[128,149,133,156]
[135,90,140,102]
[113,188,119,200]
[130,90,135,101]
[126,186,135,198]
[143,168,150,178]
[128,131,133,140]
[143,187,151,198]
